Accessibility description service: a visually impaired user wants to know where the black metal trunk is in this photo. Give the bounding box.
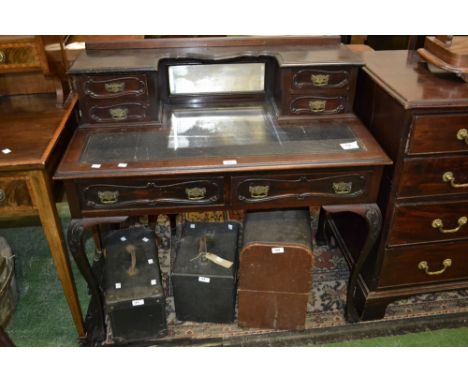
[172,222,240,323]
[103,227,167,343]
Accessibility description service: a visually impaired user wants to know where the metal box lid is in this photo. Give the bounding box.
[103,227,164,303]
[173,222,240,279]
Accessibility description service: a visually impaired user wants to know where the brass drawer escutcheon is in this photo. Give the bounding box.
[0,188,5,202]
[332,181,352,194]
[418,259,452,276]
[0,50,6,64]
[432,216,467,233]
[105,82,126,93]
[97,191,119,204]
[457,128,468,144]
[109,107,129,121]
[185,187,206,200]
[310,74,330,87]
[308,100,326,113]
[249,185,270,199]
[442,171,468,188]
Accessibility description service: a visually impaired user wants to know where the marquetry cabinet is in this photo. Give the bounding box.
[353,50,468,319]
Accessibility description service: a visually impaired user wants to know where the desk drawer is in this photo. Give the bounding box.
[378,241,468,288]
[78,74,149,100]
[86,101,151,123]
[408,114,468,155]
[290,67,351,91]
[79,177,224,211]
[0,177,34,213]
[398,156,468,198]
[231,170,378,208]
[389,200,468,246]
[287,95,347,115]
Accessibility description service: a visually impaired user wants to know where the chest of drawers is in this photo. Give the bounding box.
[353,50,468,320]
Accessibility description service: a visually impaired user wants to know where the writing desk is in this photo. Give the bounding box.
[54,37,391,344]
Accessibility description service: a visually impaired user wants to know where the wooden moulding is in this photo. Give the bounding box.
[85,36,342,51]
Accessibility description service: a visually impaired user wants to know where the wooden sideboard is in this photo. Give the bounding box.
[54,36,392,343]
[352,50,468,319]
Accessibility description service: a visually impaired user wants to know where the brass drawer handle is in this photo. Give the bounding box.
[185,187,206,200]
[0,50,6,64]
[308,100,326,113]
[109,107,128,121]
[418,259,452,276]
[432,216,467,233]
[249,185,269,199]
[310,74,330,87]
[442,172,468,188]
[332,181,352,194]
[97,191,119,204]
[457,128,468,144]
[0,188,5,202]
[105,82,126,93]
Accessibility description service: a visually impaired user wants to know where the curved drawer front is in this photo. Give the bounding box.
[408,114,468,155]
[389,201,468,246]
[79,177,224,210]
[0,177,34,213]
[232,171,376,208]
[288,95,346,115]
[291,68,350,90]
[80,74,149,99]
[399,156,468,198]
[378,241,468,288]
[88,102,150,123]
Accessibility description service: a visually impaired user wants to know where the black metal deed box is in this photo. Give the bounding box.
[103,227,167,343]
[172,221,240,323]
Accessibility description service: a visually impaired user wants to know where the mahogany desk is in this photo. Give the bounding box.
[54,37,392,343]
[0,93,85,337]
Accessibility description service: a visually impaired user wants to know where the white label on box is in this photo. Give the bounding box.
[2,148,12,154]
[272,247,285,254]
[228,224,233,230]
[198,276,211,283]
[120,236,127,242]
[142,237,149,242]
[147,259,154,264]
[190,223,196,229]
[150,279,157,286]
[340,141,359,150]
[115,283,121,289]
[118,162,128,168]
[132,299,145,306]
[91,163,101,169]
[223,159,237,165]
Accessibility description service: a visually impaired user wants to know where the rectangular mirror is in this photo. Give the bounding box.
[168,63,265,95]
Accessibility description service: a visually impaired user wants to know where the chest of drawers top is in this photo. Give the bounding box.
[362,50,468,109]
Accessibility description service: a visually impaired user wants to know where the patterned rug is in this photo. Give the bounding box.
[104,209,468,345]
